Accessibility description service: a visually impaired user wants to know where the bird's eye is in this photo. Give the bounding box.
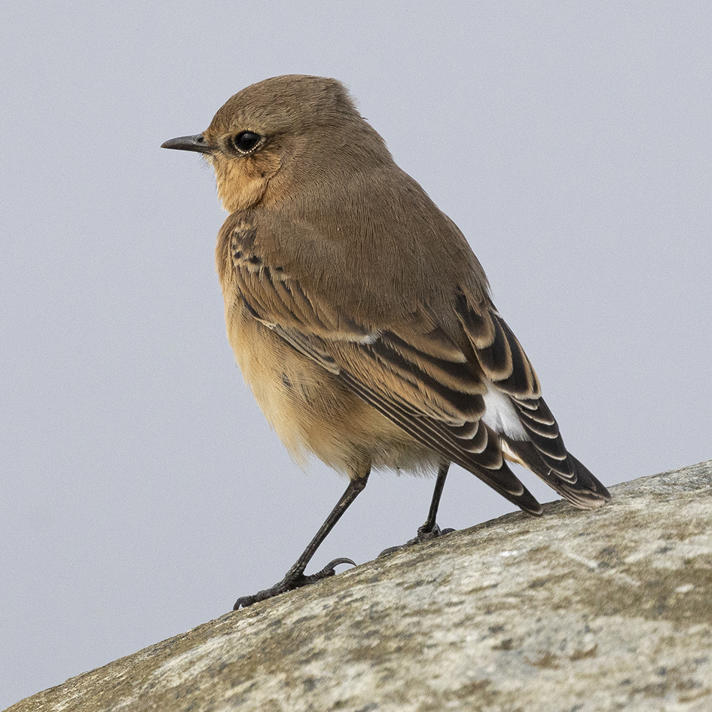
[232,131,262,154]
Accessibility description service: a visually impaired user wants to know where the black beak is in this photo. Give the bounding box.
[160,134,213,154]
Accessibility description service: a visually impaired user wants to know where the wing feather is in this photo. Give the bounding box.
[456,288,577,481]
[227,220,607,513]
[227,221,542,514]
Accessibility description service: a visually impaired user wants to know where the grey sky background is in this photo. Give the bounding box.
[2,1,711,706]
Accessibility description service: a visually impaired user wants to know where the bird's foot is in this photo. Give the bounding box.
[378,523,455,557]
[233,557,356,610]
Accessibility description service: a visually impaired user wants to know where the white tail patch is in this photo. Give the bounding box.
[482,381,528,440]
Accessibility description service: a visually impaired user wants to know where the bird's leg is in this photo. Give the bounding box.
[380,462,454,556]
[417,461,454,539]
[233,471,369,609]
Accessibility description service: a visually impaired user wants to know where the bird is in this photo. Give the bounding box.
[161,74,610,609]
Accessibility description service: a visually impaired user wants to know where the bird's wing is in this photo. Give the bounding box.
[225,217,543,514]
[454,290,574,481]
[456,288,610,506]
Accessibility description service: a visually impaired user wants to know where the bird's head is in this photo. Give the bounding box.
[162,74,389,214]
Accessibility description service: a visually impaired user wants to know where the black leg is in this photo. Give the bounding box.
[379,461,455,556]
[234,471,369,609]
[419,461,451,535]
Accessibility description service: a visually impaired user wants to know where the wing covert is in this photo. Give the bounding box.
[226,220,542,514]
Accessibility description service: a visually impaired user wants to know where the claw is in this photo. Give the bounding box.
[320,557,357,573]
[301,557,356,585]
[379,523,455,557]
[378,544,403,558]
[233,594,257,610]
[233,557,357,610]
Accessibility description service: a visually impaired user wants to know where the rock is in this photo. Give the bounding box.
[9,460,712,712]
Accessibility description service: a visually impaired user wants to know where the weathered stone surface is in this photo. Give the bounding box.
[9,461,712,712]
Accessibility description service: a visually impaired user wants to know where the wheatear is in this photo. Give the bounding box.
[162,75,609,609]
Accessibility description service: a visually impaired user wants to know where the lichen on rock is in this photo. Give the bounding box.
[9,460,712,712]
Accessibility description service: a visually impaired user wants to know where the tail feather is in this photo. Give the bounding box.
[501,438,610,509]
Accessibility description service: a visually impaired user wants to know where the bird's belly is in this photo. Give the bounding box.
[225,306,436,477]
